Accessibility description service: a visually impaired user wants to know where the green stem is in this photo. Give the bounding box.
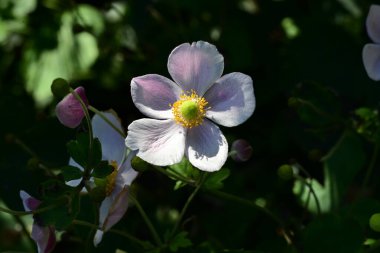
[88,106,126,138]
[130,195,162,246]
[153,165,195,185]
[0,201,64,216]
[73,219,152,249]
[169,173,206,239]
[362,142,380,190]
[70,87,94,184]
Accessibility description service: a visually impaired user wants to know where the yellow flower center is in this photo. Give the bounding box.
[171,90,208,128]
[105,161,118,196]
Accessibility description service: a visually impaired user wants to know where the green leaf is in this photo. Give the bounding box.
[91,137,102,168]
[169,158,200,190]
[61,165,83,182]
[293,131,366,214]
[168,231,192,252]
[38,193,80,230]
[67,134,102,169]
[91,161,114,178]
[303,215,364,253]
[204,168,230,190]
[23,4,99,107]
[66,133,89,168]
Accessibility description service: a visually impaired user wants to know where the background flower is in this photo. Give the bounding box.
[66,111,138,246]
[19,191,56,253]
[125,41,255,172]
[363,5,380,81]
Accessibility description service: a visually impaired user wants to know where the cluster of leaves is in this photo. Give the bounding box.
[2,0,380,253]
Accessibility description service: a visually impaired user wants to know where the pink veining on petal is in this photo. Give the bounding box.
[55,86,88,128]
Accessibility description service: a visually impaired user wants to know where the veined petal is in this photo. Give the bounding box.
[205,73,255,127]
[92,111,126,163]
[131,74,182,119]
[31,224,56,253]
[20,190,40,212]
[363,44,380,81]
[367,5,380,43]
[55,87,88,128]
[125,119,186,166]
[96,186,129,246]
[168,41,224,95]
[186,120,228,172]
[117,150,139,187]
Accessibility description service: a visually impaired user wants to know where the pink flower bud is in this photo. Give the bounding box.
[230,139,253,162]
[55,87,88,128]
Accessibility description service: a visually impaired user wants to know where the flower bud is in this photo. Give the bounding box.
[277,164,294,181]
[230,139,253,162]
[370,213,380,232]
[55,86,88,128]
[51,78,70,99]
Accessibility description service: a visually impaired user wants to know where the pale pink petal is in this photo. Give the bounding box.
[20,190,41,211]
[94,230,104,247]
[95,186,129,246]
[367,5,380,43]
[55,87,88,128]
[92,112,126,163]
[205,73,255,127]
[186,120,228,172]
[168,41,224,95]
[117,150,139,186]
[31,224,56,253]
[125,119,186,166]
[363,44,380,81]
[131,74,182,119]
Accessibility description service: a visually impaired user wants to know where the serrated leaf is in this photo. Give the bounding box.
[204,168,230,190]
[91,161,114,178]
[169,231,192,252]
[61,165,83,181]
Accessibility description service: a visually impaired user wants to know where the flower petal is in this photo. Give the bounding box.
[367,5,380,43]
[31,223,56,253]
[92,111,126,163]
[125,119,186,166]
[117,150,139,187]
[55,87,88,128]
[363,44,380,81]
[186,120,228,172]
[93,230,104,247]
[168,41,224,95]
[20,190,40,211]
[96,186,129,245]
[204,73,255,127]
[131,74,181,119]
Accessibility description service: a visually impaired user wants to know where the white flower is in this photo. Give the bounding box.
[125,41,255,172]
[363,5,380,81]
[66,111,138,246]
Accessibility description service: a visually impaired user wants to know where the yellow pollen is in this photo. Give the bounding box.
[171,90,208,128]
[105,161,118,196]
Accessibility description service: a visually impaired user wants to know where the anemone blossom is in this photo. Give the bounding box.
[125,41,255,172]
